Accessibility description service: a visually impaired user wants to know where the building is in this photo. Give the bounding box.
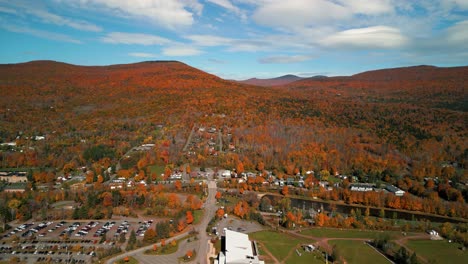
[386,185,405,196]
[350,183,375,192]
[215,229,264,264]
[3,183,27,193]
[0,171,28,183]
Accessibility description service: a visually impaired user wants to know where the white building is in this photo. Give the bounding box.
[386,185,405,196]
[215,229,264,264]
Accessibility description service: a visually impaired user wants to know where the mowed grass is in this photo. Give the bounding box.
[148,165,165,177]
[285,249,325,264]
[193,209,203,224]
[406,240,468,264]
[329,240,389,264]
[250,231,315,263]
[301,228,402,239]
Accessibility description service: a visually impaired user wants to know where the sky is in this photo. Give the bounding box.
[0,0,467,79]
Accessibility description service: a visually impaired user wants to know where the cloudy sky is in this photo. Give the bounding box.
[0,0,467,79]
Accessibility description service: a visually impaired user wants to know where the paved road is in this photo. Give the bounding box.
[105,180,218,264]
[196,180,218,264]
[134,237,198,264]
[105,230,190,264]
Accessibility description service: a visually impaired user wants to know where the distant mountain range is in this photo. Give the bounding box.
[238,74,307,87]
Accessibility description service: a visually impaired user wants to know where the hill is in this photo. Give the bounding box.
[0,61,466,208]
[286,65,468,111]
[238,74,304,86]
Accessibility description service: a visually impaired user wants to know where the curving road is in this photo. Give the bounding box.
[105,180,218,264]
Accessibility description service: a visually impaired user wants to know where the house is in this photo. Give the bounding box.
[215,229,264,264]
[220,170,232,179]
[386,185,405,196]
[350,183,375,192]
[286,177,295,186]
[70,182,85,192]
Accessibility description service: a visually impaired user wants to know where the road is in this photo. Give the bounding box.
[105,180,218,264]
[195,180,218,264]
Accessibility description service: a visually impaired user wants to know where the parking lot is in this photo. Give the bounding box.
[212,215,266,237]
[0,219,157,264]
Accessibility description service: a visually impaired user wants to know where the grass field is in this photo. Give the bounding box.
[301,228,404,239]
[406,240,468,264]
[148,165,165,177]
[285,249,325,264]
[329,240,389,264]
[193,210,203,225]
[250,231,315,263]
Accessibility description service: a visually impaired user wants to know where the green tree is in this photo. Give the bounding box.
[331,245,341,263]
[119,233,126,244]
[379,208,386,218]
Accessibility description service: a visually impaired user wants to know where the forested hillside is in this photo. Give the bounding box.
[0,61,466,204]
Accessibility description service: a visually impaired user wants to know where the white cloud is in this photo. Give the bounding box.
[441,0,468,10]
[0,1,101,32]
[446,20,468,45]
[207,0,240,13]
[253,0,351,29]
[0,6,17,14]
[0,23,81,43]
[162,45,202,56]
[339,0,393,15]
[206,0,246,20]
[185,34,233,46]
[258,55,314,64]
[320,26,408,49]
[129,52,158,58]
[67,0,202,29]
[102,32,172,45]
[28,9,102,32]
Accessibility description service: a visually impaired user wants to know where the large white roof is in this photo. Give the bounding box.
[224,229,254,263]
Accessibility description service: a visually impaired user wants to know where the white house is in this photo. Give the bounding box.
[220,170,232,179]
[386,185,405,196]
[215,229,264,264]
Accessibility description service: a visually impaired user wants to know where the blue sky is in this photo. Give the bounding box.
[0,0,467,79]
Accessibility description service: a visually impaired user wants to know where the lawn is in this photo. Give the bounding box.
[406,240,468,264]
[285,248,325,264]
[329,240,389,264]
[250,231,315,263]
[301,228,403,240]
[148,165,165,177]
[193,210,203,225]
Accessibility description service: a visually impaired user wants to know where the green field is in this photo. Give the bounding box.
[285,249,325,264]
[406,240,468,264]
[193,210,203,224]
[301,228,403,239]
[250,231,315,263]
[329,240,389,264]
[148,165,165,177]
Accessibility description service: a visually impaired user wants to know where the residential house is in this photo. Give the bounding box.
[386,185,405,196]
